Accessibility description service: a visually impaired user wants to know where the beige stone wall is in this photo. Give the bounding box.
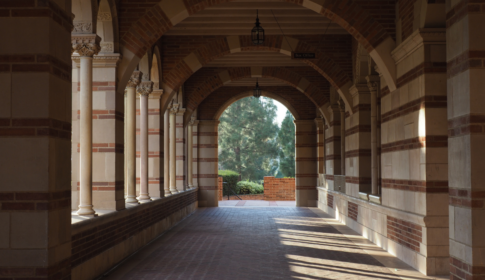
[197,121,219,207]
[294,120,318,207]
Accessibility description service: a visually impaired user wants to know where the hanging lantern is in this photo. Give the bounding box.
[251,10,265,45]
[253,79,262,98]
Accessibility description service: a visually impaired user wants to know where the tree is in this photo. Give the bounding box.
[218,97,280,181]
[277,111,295,177]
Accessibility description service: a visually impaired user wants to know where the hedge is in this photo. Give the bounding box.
[218,170,239,195]
[236,181,264,194]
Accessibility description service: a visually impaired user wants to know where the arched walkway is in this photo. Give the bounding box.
[117,0,397,93]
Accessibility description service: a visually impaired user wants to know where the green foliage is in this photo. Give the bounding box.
[218,170,239,195]
[277,111,296,177]
[236,181,264,194]
[219,97,280,181]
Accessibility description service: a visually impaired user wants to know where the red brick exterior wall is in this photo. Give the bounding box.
[71,191,197,268]
[263,177,295,201]
[218,176,223,201]
[387,216,423,253]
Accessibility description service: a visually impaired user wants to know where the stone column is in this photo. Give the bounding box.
[74,36,101,216]
[176,108,186,192]
[294,120,318,207]
[164,109,171,196]
[192,120,200,189]
[325,100,342,191]
[125,71,142,204]
[187,117,196,189]
[447,4,485,279]
[339,100,346,176]
[169,104,179,194]
[148,89,164,198]
[137,81,154,202]
[367,77,379,196]
[198,120,220,207]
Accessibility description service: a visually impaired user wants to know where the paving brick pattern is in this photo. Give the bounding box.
[106,206,410,280]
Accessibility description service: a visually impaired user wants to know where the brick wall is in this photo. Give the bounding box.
[348,202,358,221]
[387,216,423,252]
[71,191,197,269]
[398,0,418,42]
[222,194,264,200]
[263,177,295,201]
[218,176,223,201]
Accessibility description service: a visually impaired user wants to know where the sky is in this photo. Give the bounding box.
[273,100,288,127]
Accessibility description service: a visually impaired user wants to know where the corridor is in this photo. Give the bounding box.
[103,205,440,280]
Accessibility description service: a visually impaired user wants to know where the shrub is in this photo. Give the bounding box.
[236,181,264,194]
[218,170,239,195]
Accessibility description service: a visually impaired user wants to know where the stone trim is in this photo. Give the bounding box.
[387,216,422,252]
[71,191,197,268]
[447,50,485,78]
[381,136,448,153]
[348,202,358,221]
[382,96,447,123]
[448,113,485,137]
[0,118,71,139]
[0,190,70,211]
[449,188,485,209]
[382,179,448,193]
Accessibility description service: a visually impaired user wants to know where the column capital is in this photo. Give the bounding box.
[337,99,346,112]
[137,81,154,96]
[366,75,380,93]
[71,34,101,57]
[127,71,142,89]
[150,89,164,99]
[314,117,324,126]
[170,103,180,115]
[189,116,199,126]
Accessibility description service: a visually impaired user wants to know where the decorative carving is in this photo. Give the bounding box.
[97,12,112,21]
[100,42,114,53]
[367,81,379,93]
[137,81,154,96]
[127,71,142,88]
[71,34,101,56]
[73,22,93,33]
[142,73,150,81]
[170,103,180,115]
[189,116,197,126]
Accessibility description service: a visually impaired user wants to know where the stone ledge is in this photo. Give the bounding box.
[391,28,446,64]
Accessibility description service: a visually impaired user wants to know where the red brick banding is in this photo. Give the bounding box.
[449,188,485,209]
[0,190,70,211]
[382,179,448,193]
[0,118,71,139]
[327,194,334,208]
[348,202,358,221]
[387,216,422,252]
[448,113,485,137]
[381,136,448,153]
[345,176,372,184]
[381,96,447,123]
[450,256,485,280]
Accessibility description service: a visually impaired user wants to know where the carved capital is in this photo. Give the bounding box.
[71,34,101,57]
[189,116,197,126]
[137,81,154,96]
[170,103,180,115]
[366,75,380,93]
[126,71,142,88]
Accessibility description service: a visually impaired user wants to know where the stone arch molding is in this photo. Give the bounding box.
[181,67,331,124]
[117,0,397,99]
[213,90,300,121]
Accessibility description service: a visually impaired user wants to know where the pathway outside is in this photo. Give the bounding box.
[103,202,447,280]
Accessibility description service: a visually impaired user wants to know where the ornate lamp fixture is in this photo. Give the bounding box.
[253,79,262,98]
[251,10,265,45]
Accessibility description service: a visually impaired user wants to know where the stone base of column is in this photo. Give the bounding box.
[138,198,152,204]
[125,196,139,204]
[296,189,318,207]
[164,192,172,197]
[77,205,97,216]
[198,189,218,207]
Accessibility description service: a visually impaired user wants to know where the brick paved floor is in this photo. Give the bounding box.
[104,206,444,280]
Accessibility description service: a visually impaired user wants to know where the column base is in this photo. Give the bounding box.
[164,192,172,197]
[77,205,97,216]
[125,197,139,204]
[170,189,179,195]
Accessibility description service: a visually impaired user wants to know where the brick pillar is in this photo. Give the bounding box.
[198,120,219,207]
[345,83,372,198]
[176,108,186,192]
[148,90,163,198]
[192,119,199,189]
[447,2,485,278]
[315,118,325,180]
[0,2,73,277]
[294,120,318,207]
[325,103,342,190]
